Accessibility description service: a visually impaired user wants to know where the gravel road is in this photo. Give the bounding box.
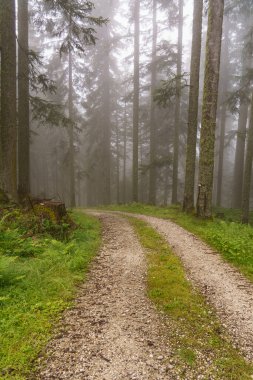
[134,213,253,361]
[36,211,253,380]
[37,213,174,380]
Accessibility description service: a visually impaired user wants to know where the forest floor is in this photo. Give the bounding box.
[37,211,253,380]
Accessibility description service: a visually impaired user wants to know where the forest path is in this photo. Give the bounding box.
[37,212,174,380]
[111,211,253,361]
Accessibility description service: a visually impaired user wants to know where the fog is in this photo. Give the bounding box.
[14,0,253,212]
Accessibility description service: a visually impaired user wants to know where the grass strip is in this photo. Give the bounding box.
[102,203,253,283]
[0,211,101,380]
[130,217,253,379]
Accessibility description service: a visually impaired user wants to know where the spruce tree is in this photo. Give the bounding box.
[196,0,225,218]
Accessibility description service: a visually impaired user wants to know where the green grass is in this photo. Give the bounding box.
[130,217,253,379]
[102,203,253,283]
[0,211,101,380]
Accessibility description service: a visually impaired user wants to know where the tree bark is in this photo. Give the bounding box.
[216,17,229,207]
[68,46,76,208]
[116,121,120,204]
[183,0,203,212]
[232,66,249,209]
[102,32,111,205]
[241,92,253,224]
[196,0,224,218]
[18,0,30,200]
[0,0,17,200]
[122,102,127,203]
[132,0,140,202]
[148,0,157,205]
[172,0,183,204]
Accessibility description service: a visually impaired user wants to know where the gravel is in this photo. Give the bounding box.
[36,211,253,380]
[134,213,253,361]
[36,213,174,380]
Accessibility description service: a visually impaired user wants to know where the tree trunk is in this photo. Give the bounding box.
[132,0,140,202]
[18,0,30,200]
[0,0,17,200]
[172,0,183,204]
[68,47,76,207]
[183,0,203,212]
[102,33,111,205]
[116,121,120,204]
[122,103,127,203]
[164,166,169,206]
[232,87,248,209]
[241,92,253,224]
[148,0,157,205]
[196,0,224,218]
[216,104,226,207]
[216,17,229,207]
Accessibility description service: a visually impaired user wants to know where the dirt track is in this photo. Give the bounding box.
[129,213,253,361]
[37,211,253,379]
[37,213,174,380]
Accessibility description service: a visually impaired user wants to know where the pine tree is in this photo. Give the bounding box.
[148,0,158,205]
[196,0,225,218]
[183,0,203,212]
[132,0,140,202]
[242,92,253,223]
[172,0,183,204]
[18,0,30,200]
[0,0,17,199]
[216,17,230,207]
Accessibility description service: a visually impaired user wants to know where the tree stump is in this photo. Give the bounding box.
[33,200,67,222]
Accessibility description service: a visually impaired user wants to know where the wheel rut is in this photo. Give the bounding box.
[37,213,173,380]
[128,213,253,361]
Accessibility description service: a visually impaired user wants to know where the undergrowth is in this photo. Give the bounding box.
[130,217,253,379]
[103,203,253,283]
[0,209,101,380]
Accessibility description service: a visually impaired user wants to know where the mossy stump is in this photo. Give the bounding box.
[33,201,67,222]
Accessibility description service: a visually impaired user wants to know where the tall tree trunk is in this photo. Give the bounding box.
[18,0,30,200]
[132,0,140,202]
[116,121,120,204]
[241,92,253,223]
[0,0,17,199]
[216,17,229,207]
[68,47,76,207]
[122,103,127,203]
[102,35,111,205]
[172,0,183,204]
[183,0,203,212]
[232,83,248,208]
[164,166,169,206]
[216,104,226,207]
[196,0,224,218]
[148,0,157,205]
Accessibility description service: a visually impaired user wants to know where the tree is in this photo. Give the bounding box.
[68,38,76,207]
[241,93,253,223]
[101,27,111,205]
[148,0,158,205]
[172,0,183,204]
[196,0,225,218]
[216,16,229,207]
[18,0,30,200]
[183,0,203,212]
[132,0,140,202]
[0,0,17,200]
[232,92,248,208]
[231,3,252,209]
